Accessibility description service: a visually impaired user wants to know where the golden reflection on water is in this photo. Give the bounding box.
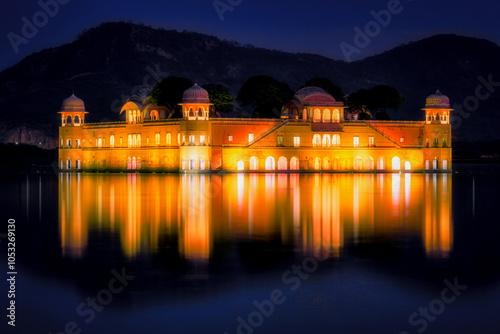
[59,173,452,260]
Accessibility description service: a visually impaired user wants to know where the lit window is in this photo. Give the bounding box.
[119,137,123,146]
[189,135,195,145]
[443,138,448,148]
[182,135,185,145]
[368,136,374,147]
[178,133,180,145]
[228,135,233,142]
[128,135,132,148]
[76,139,80,148]
[433,138,438,147]
[200,135,205,145]
[137,134,141,147]
[110,135,114,148]
[60,139,63,147]
[353,136,359,147]
[67,139,71,148]
[277,135,283,146]
[312,134,321,147]
[248,133,254,143]
[332,134,340,146]
[293,136,300,147]
[400,137,405,143]
[146,137,149,145]
[155,133,160,145]
[166,133,171,146]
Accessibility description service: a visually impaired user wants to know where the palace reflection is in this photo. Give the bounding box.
[59,172,453,260]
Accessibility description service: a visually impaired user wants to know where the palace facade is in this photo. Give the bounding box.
[58,84,452,172]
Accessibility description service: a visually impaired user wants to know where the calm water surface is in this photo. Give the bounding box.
[1,170,499,334]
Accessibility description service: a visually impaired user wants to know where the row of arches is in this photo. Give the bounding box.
[241,156,417,171]
[62,115,83,125]
[312,108,340,123]
[126,157,142,170]
[312,134,341,147]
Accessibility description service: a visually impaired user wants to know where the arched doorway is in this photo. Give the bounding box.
[290,157,299,170]
[265,156,275,170]
[354,157,362,170]
[250,156,259,170]
[404,161,411,170]
[392,157,400,170]
[323,157,330,170]
[237,161,244,171]
[314,157,320,170]
[278,157,287,170]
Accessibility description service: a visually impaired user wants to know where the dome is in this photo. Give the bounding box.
[182,83,210,103]
[294,86,341,106]
[62,93,85,111]
[425,90,450,108]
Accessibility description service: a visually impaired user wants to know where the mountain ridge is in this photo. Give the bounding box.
[1,22,499,149]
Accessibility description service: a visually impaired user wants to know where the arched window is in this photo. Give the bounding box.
[442,159,448,170]
[150,110,158,120]
[323,157,330,170]
[392,156,401,170]
[366,156,374,170]
[378,157,385,170]
[302,108,307,120]
[166,133,171,146]
[404,161,411,170]
[265,156,275,170]
[354,156,362,170]
[97,138,102,148]
[198,108,203,117]
[323,109,331,123]
[290,157,299,170]
[313,134,321,147]
[333,109,340,123]
[333,157,339,170]
[425,160,429,170]
[332,134,340,146]
[278,157,287,170]
[66,115,72,124]
[189,108,194,117]
[433,159,438,170]
[250,156,259,171]
[137,158,142,170]
[66,159,71,169]
[74,115,80,124]
[127,157,131,170]
[322,134,331,147]
[314,157,320,170]
[132,157,137,170]
[237,161,244,171]
[314,109,321,122]
[110,135,115,147]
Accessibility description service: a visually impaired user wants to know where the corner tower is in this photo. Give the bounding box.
[58,93,88,126]
[423,90,453,124]
[179,83,213,171]
[179,83,213,120]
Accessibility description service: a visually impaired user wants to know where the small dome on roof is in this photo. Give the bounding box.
[425,90,450,108]
[294,86,341,106]
[62,93,85,111]
[182,83,210,103]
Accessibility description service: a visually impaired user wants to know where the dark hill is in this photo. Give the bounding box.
[0,22,499,148]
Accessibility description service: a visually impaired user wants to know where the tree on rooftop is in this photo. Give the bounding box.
[237,75,293,118]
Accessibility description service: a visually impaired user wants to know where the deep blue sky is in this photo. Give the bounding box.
[1,0,499,71]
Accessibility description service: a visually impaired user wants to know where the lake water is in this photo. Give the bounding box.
[1,169,499,334]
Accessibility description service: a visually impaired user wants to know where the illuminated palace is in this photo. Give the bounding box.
[58,84,452,172]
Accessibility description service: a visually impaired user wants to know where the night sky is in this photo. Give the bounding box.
[1,0,499,71]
